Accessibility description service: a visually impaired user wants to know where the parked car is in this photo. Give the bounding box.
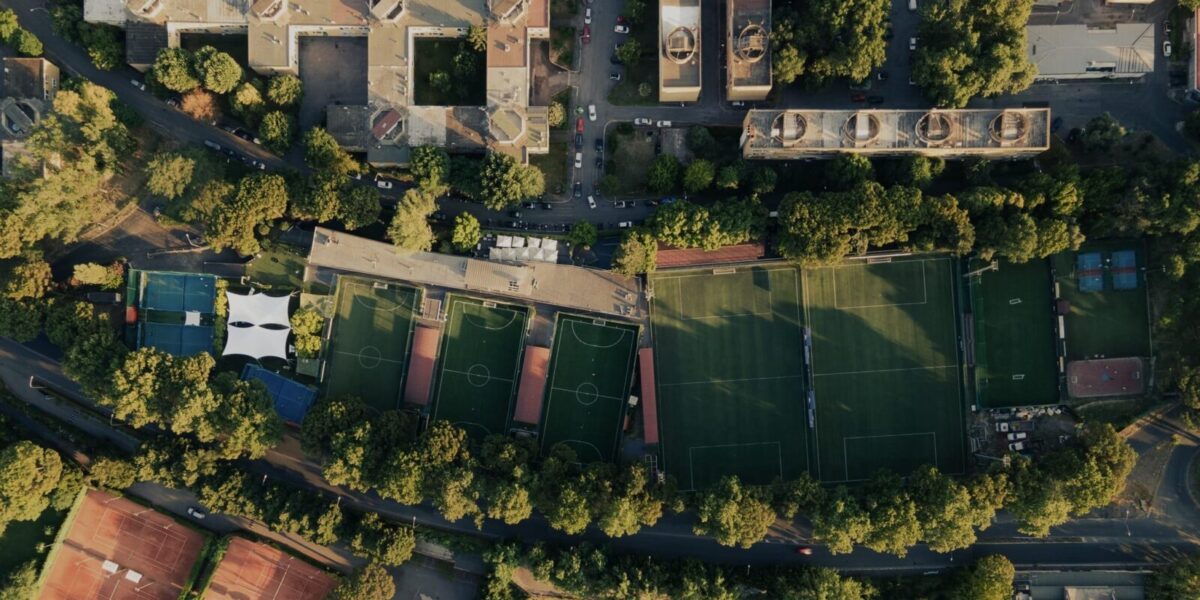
[1007,432,1028,441]
[130,78,146,91]
[186,507,206,520]
[1163,41,1172,57]
[595,138,604,152]
[908,0,917,10]
[634,117,652,125]
[86,292,123,304]
[644,199,659,207]
[609,71,622,81]
[909,37,917,50]
[541,202,553,210]
[588,104,597,121]
[613,200,627,208]
[995,422,1010,433]
[587,195,597,209]
[730,101,746,107]
[595,156,603,169]
[617,221,632,228]
[204,140,221,152]
[614,24,629,34]
[573,181,582,197]
[522,201,537,209]
[656,120,672,128]
[581,25,591,43]
[584,7,592,23]
[575,133,583,149]
[574,152,583,168]
[375,177,393,189]
[795,546,813,556]
[165,96,180,108]
[1008,442,1026,452]
[509,209,523,218]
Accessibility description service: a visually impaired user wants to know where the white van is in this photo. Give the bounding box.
[909,0,917,10]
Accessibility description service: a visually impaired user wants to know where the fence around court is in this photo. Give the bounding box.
[141,271,217,313]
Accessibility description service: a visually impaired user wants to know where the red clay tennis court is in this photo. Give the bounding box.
[40,489,206,600]
[204,537,337,600]
[1067,357,1144,398]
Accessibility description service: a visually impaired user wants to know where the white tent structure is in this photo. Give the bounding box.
[226,291,291,327]
[221,291,293,359]
[488,237,561,264]
[223,324,290,360]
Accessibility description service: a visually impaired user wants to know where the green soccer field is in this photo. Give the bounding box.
[971,259,1060,408]
[805,257,967,482]
[324,277,421,412]
[1051,243,1152,361]
[431,296,530,439]
[650,267,810,492]
[539,315,639,462]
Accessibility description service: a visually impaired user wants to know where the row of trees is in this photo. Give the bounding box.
[51,1,123,70]
[0,9,43,57]
[302,398,667,536]
[482,541,1015,600]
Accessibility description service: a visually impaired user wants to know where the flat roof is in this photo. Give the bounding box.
[727,0,771,90]
[741,108,1052,158]
[659,0,701,89]
[308,227,646,320]
[1026,24,1155,79]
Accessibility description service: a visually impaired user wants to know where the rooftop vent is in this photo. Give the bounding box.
[841,112,880,146]
[989,110,1030,146]
[665,27,697,64]
[916,111,956,146]
[735,24,768,63]
[770,111,807,146]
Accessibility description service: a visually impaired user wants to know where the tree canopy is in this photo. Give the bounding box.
[912,0,1037,107]
[388,190,437,251]
[193,46,243,94]
[771,0,890,87]
[693,476,777,548]
[152,48,200,93]
[479,152,544,210]
[0,441,63,536]
[451,213,482,253]
[612,230,657,276]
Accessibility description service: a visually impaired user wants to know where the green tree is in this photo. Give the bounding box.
[88,456,137,490]
[771,0,890,87]
[826,154,874,190]
[1006,458,1073,537]
[949,555,1015,600]
[467,24,489,52]
[193,46,243,93]
[567,220,598,248]
[647,154,680,194]
[0,253,51,300]
[0,441,62,536]
[292,172,343,223]
[766,567,877,599]
[1148,554,1200,600]
[811,486,872,554]
[749,166,777,194]
[410,145,451,195]
[0,299,42,342]
[909,465,988,552]
[78,23,124,70]
[616,39,642,65]
[290,308,324,358]
[152,47,199,93]
[451,213,482,253]
[479,152,544,210]
[429,70,452,95]
[334,563,395,600]
[304,127,359,178]
[72,262,123,289]
[266,73,304,107]
[230,81,266,127]
[300,395,367,457]
[349,513,416,566]
[258,111,295,154]
[682,159,715,194]
[387,189,437,250]
[599,174,621,196]
[860,472,920,557]
[693,476,776,548]
[10,29,42,57]
[205,373,283,459]
[1079,113,1126,153]
[548,101,565,128]
[716,164,741,190]
[208,173,289,255]
[0,560,39,600]
[912,0,1036,107]
[145,152,196,199]
[341,185,382,230]
[612,229,657,276]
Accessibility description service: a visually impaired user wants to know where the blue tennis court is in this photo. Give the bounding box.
[242,364,317,424]
[1076,252,1103,292]
[139,322,214,357]
[142,272,216,313]
[1112,250,1138,290]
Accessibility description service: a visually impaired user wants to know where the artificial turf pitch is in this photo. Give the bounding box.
[539,315,639,462]
[970,259,1060,408]
[324,277,420,412]
[431,295,530,439]
[804,257,967,482]
[1051,242,1152,361]
[650,268,809,491]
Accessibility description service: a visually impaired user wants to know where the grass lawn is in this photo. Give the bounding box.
[608,25,658,106]
[0,506,65,577]
[247,245,307,291]
[805,257,967,482]
[431,296,530,440]
[539,315,639,462]
[650,267,810,491]
[970,259,1060,408]
[324,277,421,413]
[1051,241,1153,360]
[530,137,569,196]
[413,39,485,106]
[605,129,654,195]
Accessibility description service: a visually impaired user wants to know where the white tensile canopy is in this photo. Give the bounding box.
[496,235,513,248]
[222,324,290,359]
[226,291,291,327]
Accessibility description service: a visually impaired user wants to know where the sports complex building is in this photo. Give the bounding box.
[292,226,1152,486]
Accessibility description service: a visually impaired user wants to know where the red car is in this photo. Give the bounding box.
[576,117,585,134]
[850,93,867,103]
[795,546,813,556]
[581,24,591,43]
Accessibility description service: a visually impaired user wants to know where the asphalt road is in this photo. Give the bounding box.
[3,336,1200,574]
